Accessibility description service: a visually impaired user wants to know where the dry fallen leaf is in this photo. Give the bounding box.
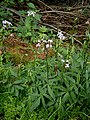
[0,50,2,55]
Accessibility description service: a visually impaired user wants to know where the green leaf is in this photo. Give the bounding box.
[30,97,40,112]
[77,72,80,84]
[43,93,52,101]
[85,70,88,80]
[10,68,17,77]
[41,96,45,108]
[35,14,41,21]
[25,32,32,37]
[13,79,24,84]
[28,3,36,9]
[17,26,23,32]
[86,80,89,91]
[70,91,76,103]
[15,88,19,97]
[19,10,26,15]
[62,92,69,103]
[80,60,84,69]
[48,85,55,101]
[11,86,15,93]
[64,78,69,88]
[15,85,24,90]
[59,97,62,109]
[59,86,66,92]
[74,85,78,95]
[39,26,48,33]
[20,0,24,3]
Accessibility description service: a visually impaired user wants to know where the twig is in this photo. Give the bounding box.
[40,10,78,16]
[62,31,83,46]
[40,22,57,31]
[37,0,54,11]
[67,5,90,11]
[51,5,90,12]
[40,22,82,46]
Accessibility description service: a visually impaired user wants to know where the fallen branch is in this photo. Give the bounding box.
[37,0,54,10]
[40,10,78,16]
[66,5,90,11]
[40,22,82,46]
[51,5,90,11]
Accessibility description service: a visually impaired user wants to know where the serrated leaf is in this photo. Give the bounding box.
[48,85,55,101]
[39,26,48,33]
[62,92,69,103]
[11,86,15,93]
[80,60,84,69]
[77,73,80,84]
[15,88,19,97]
[13,79,24,84]
[64,78,69,88]
[25,32,32,37]
[47,101,55,107]
[35,14,41,21]
[74,85,78,95]
[10,68,17,77]
[29,93,40,97]
[59,86,66,91]
[30,97,40,112]
[59,97,62,109]
[43,93,52,101]
[70,91,76,103]
[19,10,26,15]
[15,85,24,90]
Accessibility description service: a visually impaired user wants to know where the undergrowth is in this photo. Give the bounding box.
[0,1,90,120]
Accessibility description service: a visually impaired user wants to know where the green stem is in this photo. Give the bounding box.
[46,49,49,81]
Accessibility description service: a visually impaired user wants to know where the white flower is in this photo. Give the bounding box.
[36,43,41,48]
[2,20,12,28]
[25,53,28,56]
[61,59,65,62]
[66,60,69,63]
[85,21,89,25]
[48,39,53,43]
[49,44,52,48]
[57,31,65,40]
[38,40,41,43]
[46,44,52,48]
[65,63,69,68]
[27,10,36,17]
[42,47,44,51]
[46,44,49,48]
[43,40,47,43]
[10,33,14,37]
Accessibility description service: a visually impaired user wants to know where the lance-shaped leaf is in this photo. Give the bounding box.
[48,85,55,101]
[30,97,40,112]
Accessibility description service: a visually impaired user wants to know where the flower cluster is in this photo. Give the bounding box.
[27,10,36,17]
[61,59,70,68]
[36,42,41,48]
[2,20,12,28]
[57,30,65,40]
[46,39,53,49]
[46,43,52,49]
[36,39,53,49]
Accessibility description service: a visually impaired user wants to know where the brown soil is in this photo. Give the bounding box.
[2,33,54,64]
